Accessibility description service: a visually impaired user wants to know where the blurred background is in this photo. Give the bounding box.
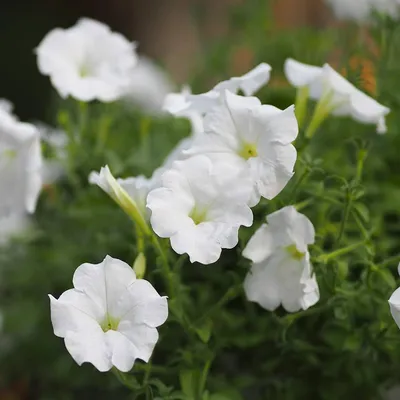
[0,0,337,122]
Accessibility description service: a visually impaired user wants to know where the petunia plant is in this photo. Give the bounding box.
[2,5,400,400]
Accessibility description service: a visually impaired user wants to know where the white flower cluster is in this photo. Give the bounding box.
[14,17,398,373]
[325,0,400,22]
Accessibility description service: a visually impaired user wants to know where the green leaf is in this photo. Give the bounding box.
[194,319,213,343]
[209,389,243,400]
[377,268,396,289]
[353,202,370,223]
[179,370,199,399]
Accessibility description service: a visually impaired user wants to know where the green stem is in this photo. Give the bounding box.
[377,254,400,269]
[143,360,152,386]
[317,241,364,263]
[356,149,367,182]
[337,189,352,245]
[198,357,213,400]
[96,115,112,154]
[304,92,332,139]
[135,224,145,254]
[78,101,88,143]
[294,86,310,130]
[151,234,175,298]
[290,167,310,202]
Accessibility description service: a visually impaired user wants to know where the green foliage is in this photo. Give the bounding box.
[2,1,400,399]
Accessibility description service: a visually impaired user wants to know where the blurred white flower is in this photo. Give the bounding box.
[0,103,42,216]
[36,18,138,102]
[49,255,168,372]
[186,90,298,206]
[243,206,319,312]
[163,63,271,117]
[284,58,390,134]
[89,165,156,225]
[125,56,174,114]
[388,263,400,329]
[325,0,400,22]
[147,155,253,265]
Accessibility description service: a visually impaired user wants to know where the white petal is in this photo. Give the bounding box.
[389,287,400,329]
[105,330,138,372]
[244,261,281,311]
[170,224,223,265]
[249,143,296,200]
[214,63,271,96]
[117,321,160,363]
[242,224,275,263]
[64,328,111,372]
[203,91,260,147]
[244,249,318,312]
[49,293,101,338]
[147,187,194,238]
[254,104,298,145]
[267,206,315,251]
[119,279,168,327]
[72,255,136,319]
[284,58,322,88]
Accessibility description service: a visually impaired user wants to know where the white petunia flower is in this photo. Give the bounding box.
[49,255,168,372]
[284,58,390,134]
[325,0,400,22]
[36,18,138,102]
[0,103,42,217]
[186,90,298,206]
[388,263,400,330]
[163,63,271,117]
[89,165,157,224]
[125,56,175,114]
[243,206,319,313]
[147,155,253,265]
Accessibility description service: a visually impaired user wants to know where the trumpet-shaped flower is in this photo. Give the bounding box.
[147,155,253,265]
[243,206,319,312]
[163,63,271,116]
[36,18,138,102]
[49,255,168,372]
[186,90,298,206]
[284,58,390,133]
[0,103,42,217]
[89,166,157,225]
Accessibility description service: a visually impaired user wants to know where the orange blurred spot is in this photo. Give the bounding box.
[230,46,254,76]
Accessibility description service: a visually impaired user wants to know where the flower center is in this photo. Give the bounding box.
[100,314,120,332]
[238,142,258,160]
[189,206,208,225]
[79,64,92,78]
[285,244,305,261]
[2,148,17,160]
